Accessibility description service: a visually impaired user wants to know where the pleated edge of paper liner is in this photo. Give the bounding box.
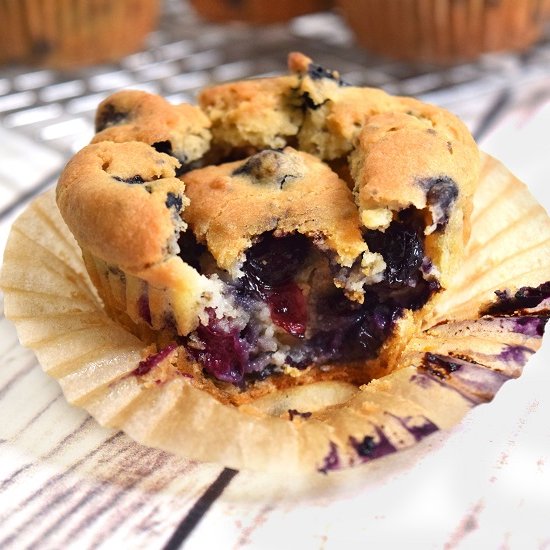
[1,152,549,474]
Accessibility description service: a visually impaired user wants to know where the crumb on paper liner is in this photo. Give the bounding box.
[1,154,549,474]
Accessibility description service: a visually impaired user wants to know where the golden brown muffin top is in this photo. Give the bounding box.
[287,53,479,217]
[93,90,212,168]
[183,147,369,273]
[197,52,479,231]
[57,141,187,271]
[58,52,479,291]
[199,75,303,150]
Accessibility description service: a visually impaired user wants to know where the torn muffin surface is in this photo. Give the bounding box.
[56,53,480,395]
[176,147,442,386]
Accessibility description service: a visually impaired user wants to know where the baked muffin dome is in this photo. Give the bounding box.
[56,53,480,397]
[0,0,160,68]
[336,0,550,64]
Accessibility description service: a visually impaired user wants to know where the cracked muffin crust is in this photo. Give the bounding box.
[93,90,212,175]
[183,147,374,280]
[56,53,480,398]
[201,52,478,287]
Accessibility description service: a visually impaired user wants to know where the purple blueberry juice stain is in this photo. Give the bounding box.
[388,413,439,442]
[481,316,547,337]
[421,353,511,404]
[317,418,438,472]
[133,343,178,376]
[413,368,478,406]
[349,435,376,458]
[357,304,401,356]
[481,282,550,316]
[410,373,434,389]
[402,418,439,441]
[349,426,397,462]
[181,221,438,385]
[305,296,402,366]
[498,344,533,365]
[509,316,548,337]
[137,293,152,325]
[317,441,341,474]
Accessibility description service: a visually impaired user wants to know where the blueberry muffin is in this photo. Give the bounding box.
[7,150,548,474]
[56,54,480,401]
[190,0,332,24]
[336,0,550,64]
[199,73,303,153]
[0,0,160,68]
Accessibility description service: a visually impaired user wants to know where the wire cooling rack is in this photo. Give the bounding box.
[1,0,549,221]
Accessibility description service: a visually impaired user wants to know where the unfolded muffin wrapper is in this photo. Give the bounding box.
[2,153,550,474]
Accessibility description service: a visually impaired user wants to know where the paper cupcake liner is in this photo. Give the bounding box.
[79,249,209,345]
[2,153,549,473]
